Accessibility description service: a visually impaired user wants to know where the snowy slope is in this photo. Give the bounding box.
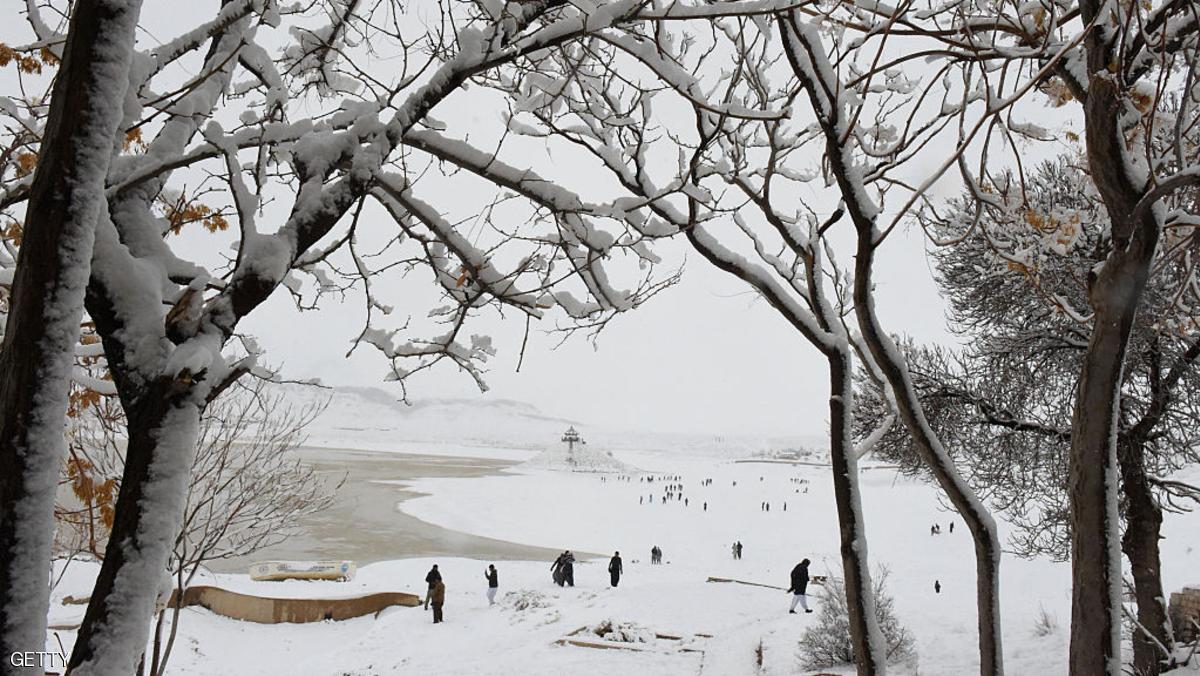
[281,384,824,460]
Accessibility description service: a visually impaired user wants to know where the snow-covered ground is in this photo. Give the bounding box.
[45,436,1200,675]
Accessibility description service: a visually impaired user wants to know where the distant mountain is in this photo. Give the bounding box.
[275,384,827,459]
[278,384,584,452]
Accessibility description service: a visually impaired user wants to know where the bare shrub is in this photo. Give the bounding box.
[799,569,916,671]
[1033,604,1059,638]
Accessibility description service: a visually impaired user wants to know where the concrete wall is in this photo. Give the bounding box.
[1169,586,1200,643]
[170,586,421,624]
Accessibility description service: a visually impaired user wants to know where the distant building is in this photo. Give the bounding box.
[521,426,636,474]
[561,426,583,453]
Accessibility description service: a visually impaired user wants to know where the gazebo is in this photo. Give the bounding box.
[561,426,583,453]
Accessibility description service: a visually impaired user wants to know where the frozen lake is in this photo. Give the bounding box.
[212,447,569,572]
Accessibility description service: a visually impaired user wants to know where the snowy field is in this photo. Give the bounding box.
[44,439,1200,676]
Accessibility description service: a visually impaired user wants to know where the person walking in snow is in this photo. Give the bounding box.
[424,564,442,610]
[429,579,446,623]
[564,551,576,586]
[551,552,566,586]
[735,541,743,559]
[608,552,623,587]
[787,559,813,614]
[484,564,499,606]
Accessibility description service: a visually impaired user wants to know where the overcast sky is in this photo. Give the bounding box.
[242,221,954,438]
[1,2,1012,440]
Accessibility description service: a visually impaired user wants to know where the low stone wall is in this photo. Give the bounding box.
[170,586,421,624]
[1169,586,1200,643]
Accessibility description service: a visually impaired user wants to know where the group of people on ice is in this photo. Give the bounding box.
[420,551,817,624]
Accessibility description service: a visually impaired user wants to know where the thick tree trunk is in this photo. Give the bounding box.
[1118,438,1173,675]
[0,1,140,671]
[1070,2,1163,666]
[1066,235,1160,676]
[67,388,202,676]
[1068,304,1136,675]
[828,350,886,675]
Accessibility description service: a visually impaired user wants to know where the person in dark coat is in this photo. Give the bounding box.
[608,551,623,587]
[424,564,442,610]
[562,551,576,587]
[735,541,743,559]
[551,552,566,586]
[429,580,446,623]
[485,564,499,605]
[787,558,812,613]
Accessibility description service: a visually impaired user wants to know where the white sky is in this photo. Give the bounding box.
[242,222,953,438]
[3,1,1067,439]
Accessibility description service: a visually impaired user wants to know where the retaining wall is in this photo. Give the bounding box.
[170,586,421,624]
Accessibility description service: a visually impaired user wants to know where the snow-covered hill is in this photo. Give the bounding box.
[275,384,827,461]
[520,428,640,474]
[275,384,582,454]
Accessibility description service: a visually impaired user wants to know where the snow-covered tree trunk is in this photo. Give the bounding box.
[828,349,886,675]
[1067,275,1146,675]
[684,225,888,674]
[774,10,1004,674]
[1068,1,1166,668]
[0,0,140,671]
[852,251,1005,676]
[66,394,201,675]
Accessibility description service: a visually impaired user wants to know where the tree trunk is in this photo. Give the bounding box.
[1118,438,1173,675]
[0,1,140,671]
[1068,304,1135,675]
[775,12,1004,668]
[67,389,202,676]
[1064,188,1159,676]
[829,350,886,675]
[852,234,1005,676]
[1069,5,1163,668]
